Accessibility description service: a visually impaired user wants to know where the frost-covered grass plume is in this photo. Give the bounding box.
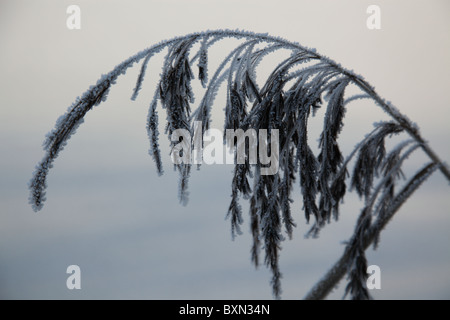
[28,30,450,300]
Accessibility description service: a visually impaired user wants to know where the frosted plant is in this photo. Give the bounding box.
[28,30,450,300]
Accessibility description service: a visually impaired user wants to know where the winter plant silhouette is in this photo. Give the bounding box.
[29,30,450,300]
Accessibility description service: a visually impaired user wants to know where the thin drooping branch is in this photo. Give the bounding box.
[350,77,450,181]
[304,162,440,300]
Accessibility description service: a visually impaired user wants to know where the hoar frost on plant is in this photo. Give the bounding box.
[29,30,450,300]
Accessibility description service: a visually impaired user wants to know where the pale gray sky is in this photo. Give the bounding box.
[0,0,449,299]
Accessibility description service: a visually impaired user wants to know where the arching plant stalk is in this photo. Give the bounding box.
[29,30,450,299]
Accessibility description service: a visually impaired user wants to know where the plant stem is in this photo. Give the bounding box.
[122,30,450,184]
[189,30,450,182]
[304,163,439,300]
[350,77,450,182]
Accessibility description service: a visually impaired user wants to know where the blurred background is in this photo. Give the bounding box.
[0,0,449,299]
